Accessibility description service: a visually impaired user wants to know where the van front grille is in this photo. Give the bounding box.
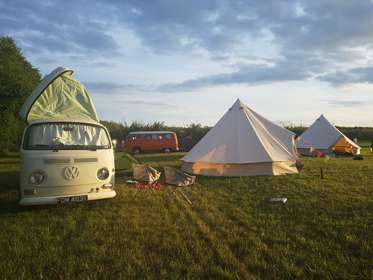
[44,158,71,164]
[74,158,98,163]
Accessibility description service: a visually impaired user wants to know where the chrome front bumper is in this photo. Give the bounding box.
[19,190,116,206]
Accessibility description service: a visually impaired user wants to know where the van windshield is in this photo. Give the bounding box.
[24,122,111,150]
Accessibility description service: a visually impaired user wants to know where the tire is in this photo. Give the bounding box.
[163,148,172,153]
[133,147,141,154]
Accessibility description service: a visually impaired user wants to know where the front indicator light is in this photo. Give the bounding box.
[24,189,37,195]
[102,183,113,189]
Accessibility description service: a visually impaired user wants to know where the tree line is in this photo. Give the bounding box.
[0,36,372,155]
[101,120,211,149]
[101,121,373,148]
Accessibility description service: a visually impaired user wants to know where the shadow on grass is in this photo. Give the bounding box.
[0,170,19,191]
[0,170,23,215]
[0,160,19,165]
[0,196,75,216]
[0,190,89,216]
[1,153,19,158]
[0,198,24,215]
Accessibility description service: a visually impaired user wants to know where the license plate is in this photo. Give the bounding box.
[57,195,88,204]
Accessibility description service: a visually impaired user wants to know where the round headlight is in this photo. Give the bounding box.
[97,168,109,180]
[29,171,45,185]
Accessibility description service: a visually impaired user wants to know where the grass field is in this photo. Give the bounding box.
[0,150,372,279]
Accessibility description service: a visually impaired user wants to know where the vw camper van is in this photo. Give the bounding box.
[124,131,179,154]
[19,67,116,205]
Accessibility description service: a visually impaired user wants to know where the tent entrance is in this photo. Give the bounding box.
[332,137,360,155]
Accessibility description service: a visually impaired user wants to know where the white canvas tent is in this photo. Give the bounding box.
[19,67,99,123]
[181,99,299,176]
[297,115,361,155]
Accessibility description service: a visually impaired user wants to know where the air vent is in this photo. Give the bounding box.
[44,158,71,164]
[74,158,98,163]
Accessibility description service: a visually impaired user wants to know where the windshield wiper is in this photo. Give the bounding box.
[28,144,103,151]
[86,145,97,151]
[60,144,98,151]
[28,144,59,151]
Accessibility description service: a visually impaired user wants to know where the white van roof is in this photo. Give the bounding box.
[129,131,174,135]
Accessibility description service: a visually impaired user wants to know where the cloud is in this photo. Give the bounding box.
[116,0,373,88]
[0,0,119,56]
[319,67,373,86]
[157,64,304,92]
[2,0,373,88]
[125,100,176,110]
[110,1,373,54]
[326,99,371,108]
[84,82,144,95]
[157,52,324,91]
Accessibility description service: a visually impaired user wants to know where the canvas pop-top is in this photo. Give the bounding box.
[19,67,116,205]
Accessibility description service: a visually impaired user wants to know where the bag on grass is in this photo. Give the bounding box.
[132,164,161,183]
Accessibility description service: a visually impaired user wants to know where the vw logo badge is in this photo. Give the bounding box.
[63,166,79,180]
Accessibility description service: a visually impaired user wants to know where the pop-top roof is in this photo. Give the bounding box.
[19,67,99,123]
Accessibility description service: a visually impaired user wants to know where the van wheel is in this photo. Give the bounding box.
[163,148,172,153]
[133,147,141,154]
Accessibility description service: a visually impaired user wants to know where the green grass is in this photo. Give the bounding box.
[134,152,186,168]
[0,151,372,279]
[114,151,138,170]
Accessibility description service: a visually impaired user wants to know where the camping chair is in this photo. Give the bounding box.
[132,163,161,183]
[164,166,196,205]
[164,166,196,186]
[131,164,162,193]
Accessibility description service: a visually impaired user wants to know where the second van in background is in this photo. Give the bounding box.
[124,131,179,154]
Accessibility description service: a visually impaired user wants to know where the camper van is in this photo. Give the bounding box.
[124,131,179,154]
[18,67,116,205]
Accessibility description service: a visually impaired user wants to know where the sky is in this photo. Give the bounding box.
[1,0,373,127]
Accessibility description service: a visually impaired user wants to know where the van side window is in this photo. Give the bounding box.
[144,134,152,140]
[164,134,172,140]
[151,134,158,140]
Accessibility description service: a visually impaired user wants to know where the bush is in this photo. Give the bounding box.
[0,36,40,154]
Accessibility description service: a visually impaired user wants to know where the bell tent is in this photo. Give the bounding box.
[181,99,299,176]
[296,115,360,155]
